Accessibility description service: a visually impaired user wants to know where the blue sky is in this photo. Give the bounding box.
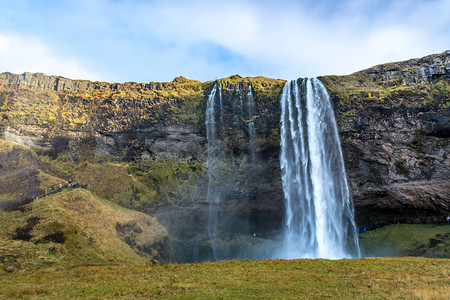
[0,0,449,83]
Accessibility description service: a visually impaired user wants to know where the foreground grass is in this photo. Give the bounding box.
[0,257,448,299]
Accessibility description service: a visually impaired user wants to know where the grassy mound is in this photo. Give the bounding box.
[0,189,172,272]
[359,224,450,258]
[0,257,448,299]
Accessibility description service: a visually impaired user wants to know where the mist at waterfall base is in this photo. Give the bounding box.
[205,82,272,261]
[162,78,360,262]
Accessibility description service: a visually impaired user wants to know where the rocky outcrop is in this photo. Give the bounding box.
[0,71,190,93]
[363,50,450,85]
[322,50,450,224]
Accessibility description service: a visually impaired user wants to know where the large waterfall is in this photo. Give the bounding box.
[204,79,359,261]
[279,78,360,259]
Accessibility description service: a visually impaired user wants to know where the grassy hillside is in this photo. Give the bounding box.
[0,257,448,299]
[0,189,172,272]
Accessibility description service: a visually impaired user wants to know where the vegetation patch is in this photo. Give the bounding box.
[0,74,285,138]
[359,224,450,258]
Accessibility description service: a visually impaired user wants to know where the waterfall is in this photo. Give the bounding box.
[206,83,221,260]
[246,83,256,163]
[219,83,224,132]
[233,84,243,131]
[279,78,360,259]
[206,83,217,145]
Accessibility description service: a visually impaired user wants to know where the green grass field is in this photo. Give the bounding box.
[0,257,448,299]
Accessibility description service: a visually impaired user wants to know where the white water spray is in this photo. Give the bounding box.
[219,83,224,132]
[206,83,221,259]
[234,84,243,131]
[279,78,360,259]
[247,83,256,163]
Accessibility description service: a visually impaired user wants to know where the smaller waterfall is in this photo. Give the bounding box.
[279,78,360,259]
[239,85,243,124]
[246,83,256,163]
[206,83,217,145]
[206,83,221,260]
[233,84,244,131]
[219,83,224,132]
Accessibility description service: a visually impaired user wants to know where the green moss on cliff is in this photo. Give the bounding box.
[128,158,207,206]
[0,138,209,213]
[74,162,157,211]
[0,78,207,134]
[0,75,283,140]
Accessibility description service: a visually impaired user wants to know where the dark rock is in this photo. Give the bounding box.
[13,217,40,241]
[39,231,66,244]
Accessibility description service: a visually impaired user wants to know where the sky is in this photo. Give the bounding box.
[0,0,449,83]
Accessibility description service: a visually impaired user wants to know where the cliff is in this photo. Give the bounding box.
[0,51,449,261]
[321,51,450,224]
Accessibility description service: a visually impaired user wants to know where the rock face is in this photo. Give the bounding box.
[321,51,450,225]
[0,51,449,261]
[0,71,165,93]
[340,108,449,224]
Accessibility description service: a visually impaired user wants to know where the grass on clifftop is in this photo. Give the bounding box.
[0,257,448,299]
[321,67,450,121]
[0,74,286,134]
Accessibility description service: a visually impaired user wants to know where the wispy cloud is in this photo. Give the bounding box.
[0,32,103,81]
[0,0,448,82]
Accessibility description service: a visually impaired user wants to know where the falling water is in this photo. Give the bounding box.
[246,83,256,163]
[219,83,224,132]
[279,78,360,259]
[233,84,243,131]
[206,83,221,259]
[206,83,217,145]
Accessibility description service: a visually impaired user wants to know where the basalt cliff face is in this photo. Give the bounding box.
[321,51,450,224]
[0,51,449,261]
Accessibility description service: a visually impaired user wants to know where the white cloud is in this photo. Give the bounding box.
[108,0,450,80]
[0,32,103,81]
